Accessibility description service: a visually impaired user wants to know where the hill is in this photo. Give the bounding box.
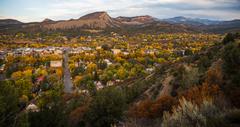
[163,16,220,25]
[0,11,240,34]
[43,11,121,29]
[115,15,157,25]
[0,19,23,26]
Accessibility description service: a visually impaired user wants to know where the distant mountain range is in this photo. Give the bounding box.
[0,11,240,34]
[0,19,23,26]
[162,16,221,25]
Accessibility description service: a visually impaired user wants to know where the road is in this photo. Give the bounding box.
[63,49,74,93]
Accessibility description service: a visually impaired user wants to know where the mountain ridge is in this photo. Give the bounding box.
[162,16,221,25]
[0,11,240,34]
[0,19,23,26]
[43,11,121,29]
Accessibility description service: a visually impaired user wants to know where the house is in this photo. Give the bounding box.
[0,50,6,59]
[96,46,102,50]
[95,81,104,90]
[123,52,129,55]
[104,59,112,66]
[0,64,5,72]
[54,50,63,55]
[146,67,154,73]
[36,76,45,85]
[145,50,155,55]
[26,103,39,112]
[70,38,78,43]
[7,52,14,56]
[107,81,114,86]
[86,36,92,42]
[111,49,121,55]
[50,60,62,68]
[78,89,89,94]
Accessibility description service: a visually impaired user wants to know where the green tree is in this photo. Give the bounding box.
[117,66,128,80]
[223,42,240,85]
[222,33,235,45]
[0,81,20,127]
[86,87,126,127]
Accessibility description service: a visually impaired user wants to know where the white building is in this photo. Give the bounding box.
[104,59,112,66]
[111,49,121,55]
[54,50,63,55]
[78,90,89,94]
[26,103,39,112]
[146,67,154,73]
[107,81,114,86]
[0,64,5,72]
[123,52,129,55]
[95,81,104,90]
[50,60,62,68]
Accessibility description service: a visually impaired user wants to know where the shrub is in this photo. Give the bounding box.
[162,98,207,127]
[222,33,235,45]
[86,87,127,127]
[222,42,240,85]
[180,83,223,106]
[172,64,199,89]
[204,60,223,86]
[150,96,177,118]
[222,41,240,107]
[162,98,226,127]
[222,33,240,45]
[128,96,177,119]
[128,99,153,118]
[69,106,88,127]
[0,81,20,127]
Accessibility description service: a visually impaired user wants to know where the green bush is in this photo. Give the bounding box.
[222,33,240,45]
[162,98,226,127]
[222,42,240,85]
[86,87,127,127]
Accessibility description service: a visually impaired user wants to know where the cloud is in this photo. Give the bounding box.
[124,0,240,20]
[0,0,240,22]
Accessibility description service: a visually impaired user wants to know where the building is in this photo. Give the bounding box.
[0,50,6,59]
[78,90,89,94]
[54,50,63,55]
[104,59,112,66]
[26,103,39,112]
[96,46,102,50]
[50,60,62,68]
[146,67,154,73]
[0,64,5,72]
[123,51,129,55]
[95,81,104,90]
[107,81,114,86]
[111,49,121,55]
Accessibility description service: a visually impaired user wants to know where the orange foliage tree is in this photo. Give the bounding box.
[128,96,177,119]
[205,61,223,86]
[180,83,223,106]
[69,106,88,126]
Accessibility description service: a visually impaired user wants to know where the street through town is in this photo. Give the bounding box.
[63,49,73,93]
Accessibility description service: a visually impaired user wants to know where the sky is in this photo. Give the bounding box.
[0,0,240,22]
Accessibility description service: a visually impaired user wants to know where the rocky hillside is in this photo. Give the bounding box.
[43,12,121,29]
[0,11,240,34]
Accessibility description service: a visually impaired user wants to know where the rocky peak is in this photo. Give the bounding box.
[79,11,111,21]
